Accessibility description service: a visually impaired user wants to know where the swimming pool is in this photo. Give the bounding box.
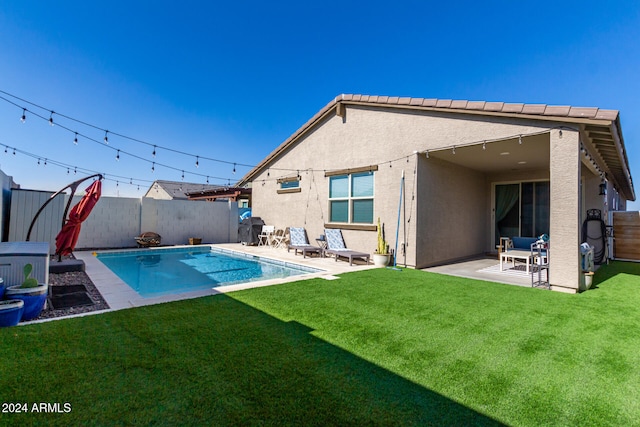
[96,246,320,298]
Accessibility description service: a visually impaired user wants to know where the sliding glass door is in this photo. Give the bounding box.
[495,181,550,245]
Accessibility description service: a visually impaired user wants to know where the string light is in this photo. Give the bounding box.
[425,150,429,158]
[104,130,109,145]
[37,158,40,165]
[44,159,47,166]
[67,168,70,174]
[206,176,209,184]
[48,111,54,126]
[482,141,486,150]
[151,162,155,173]
[20,108,26,123]
[181,170,185,180]
[74,132,78,145]
[3,147,6,154]
[152,145,156,157]
[518,135,522,145]
[232,163,236,174]
[74,167,77,174]
[452,146,456,154]
[195,156,199,168]
[116,149,120,161]
[129,178,133,185]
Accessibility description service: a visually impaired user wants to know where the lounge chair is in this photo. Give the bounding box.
[324,229,370,266]
[288,227,322,257]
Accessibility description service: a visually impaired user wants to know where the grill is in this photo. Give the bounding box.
[238,217,265,245]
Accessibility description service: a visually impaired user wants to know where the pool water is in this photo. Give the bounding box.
[96,247,318,298]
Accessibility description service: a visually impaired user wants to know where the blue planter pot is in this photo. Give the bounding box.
[0,299,24,327]
[5,284,48,321]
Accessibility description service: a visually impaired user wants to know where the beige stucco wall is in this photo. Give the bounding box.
[251,105,553,268]
[549,129,581,291]
[415,156,486,267]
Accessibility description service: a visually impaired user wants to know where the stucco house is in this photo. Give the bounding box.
[238,95,635,293]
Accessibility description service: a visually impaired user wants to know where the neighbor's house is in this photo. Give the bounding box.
[238,95,635,293]
[143,180,222,200]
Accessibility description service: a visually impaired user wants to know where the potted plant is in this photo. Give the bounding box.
[4,264,48,321]
[0,299,24,327]
[373,218,391,267]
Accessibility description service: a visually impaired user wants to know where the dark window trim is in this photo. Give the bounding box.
[325,165,378,177]
[277,188,302,194]
[277,176,301,184]
[324,223,377,232]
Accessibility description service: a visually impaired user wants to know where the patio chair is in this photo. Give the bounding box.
[257,225,275,246]
[324,229,370,266]
[135,232,162,248]
[288,227,322,257]
[271,228,289,249]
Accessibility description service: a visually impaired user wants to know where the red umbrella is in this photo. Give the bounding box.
[55,179,102,256]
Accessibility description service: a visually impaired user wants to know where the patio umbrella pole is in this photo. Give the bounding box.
[26,173,103,262]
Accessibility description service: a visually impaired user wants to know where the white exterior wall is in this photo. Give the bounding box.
[8,190,238,252]
[140,198,237,246]
[9,189,64,253]
[74,196,141,249]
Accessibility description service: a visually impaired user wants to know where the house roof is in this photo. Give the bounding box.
[144,180,223,200]
[239,94,635,200]
[186,186,251,201]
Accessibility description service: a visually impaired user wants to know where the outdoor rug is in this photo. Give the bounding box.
[477,263,548,280]
[49,285,94,310]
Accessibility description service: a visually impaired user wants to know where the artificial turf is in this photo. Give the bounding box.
[0,262,639,426]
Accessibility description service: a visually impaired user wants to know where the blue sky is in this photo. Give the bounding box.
[1,1,639,206]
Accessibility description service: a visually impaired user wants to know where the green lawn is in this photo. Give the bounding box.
[1,262,639,426]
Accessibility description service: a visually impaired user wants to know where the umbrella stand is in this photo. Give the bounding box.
[26,174,103,262]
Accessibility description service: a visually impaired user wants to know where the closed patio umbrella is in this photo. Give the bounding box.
[55,179,102,256]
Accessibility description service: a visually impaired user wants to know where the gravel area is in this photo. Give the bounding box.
[36,256,110,320]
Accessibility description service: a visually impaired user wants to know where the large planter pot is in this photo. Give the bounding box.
[5,284,48,321]
[373,253,391,268]
[0,277,5,299]
[0,299,24,327]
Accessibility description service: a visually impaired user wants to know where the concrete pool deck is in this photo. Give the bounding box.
[74,243,377,312]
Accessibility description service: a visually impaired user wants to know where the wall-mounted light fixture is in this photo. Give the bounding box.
[599,181,607,196]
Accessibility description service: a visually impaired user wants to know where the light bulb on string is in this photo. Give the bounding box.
[116,181,119,188]
[74,167,77,175]
[425,150,429,158]
[137,185,140,191]
[206,176,209,184]
[482,141,486,150]
[74,132,78,145]
[116,150,120,161]
[233,163,236,174]
[195,156,199,168]
[518,135,522,145]
[152,145,156,157]
[151,162,155,173]
[104,130,109,145]
[37,158,40,165]
[12,148,15,155]
[67,168,70,174]
[48,111,54,126]
[181,170,184,181]
[452,146,456,154]
[267,169,270,177]
[20,108,26,123]
[44,159,47,166]
[129,178,133,185]
[4,147,7,154]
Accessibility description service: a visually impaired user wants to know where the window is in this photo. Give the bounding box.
[277,176,301,194]
[329,171,374,224]
[280,180,299,190]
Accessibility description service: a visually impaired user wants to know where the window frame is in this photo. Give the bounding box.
[328,171,375,225]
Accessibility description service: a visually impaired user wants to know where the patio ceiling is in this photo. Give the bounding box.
[427,134,550,173]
